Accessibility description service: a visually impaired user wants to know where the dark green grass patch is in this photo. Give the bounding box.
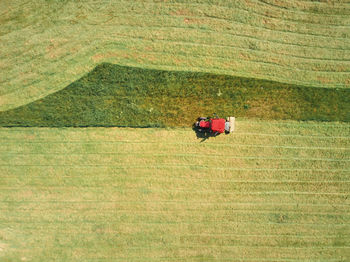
[0,63,349,127]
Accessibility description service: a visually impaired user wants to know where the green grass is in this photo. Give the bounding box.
[1,1,350,261]
[0,120,349,261]
[1,0,350,111]
[0,63,349,127]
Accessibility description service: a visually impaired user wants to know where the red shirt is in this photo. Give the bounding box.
[210,118,226,133]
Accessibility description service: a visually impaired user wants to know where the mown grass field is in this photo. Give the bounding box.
[1,0,350,261]
[1,0,350,111]
[0,120,349,261]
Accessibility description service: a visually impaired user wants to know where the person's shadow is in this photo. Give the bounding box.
[192,125,219,143]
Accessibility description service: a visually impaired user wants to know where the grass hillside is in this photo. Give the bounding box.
[1,0,350,111]
[0,63,349,127]
[0,120,349,261]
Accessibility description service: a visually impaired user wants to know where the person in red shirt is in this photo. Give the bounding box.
[196,114,229,136]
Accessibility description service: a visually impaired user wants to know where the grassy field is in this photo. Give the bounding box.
[0,63,349,127]
[1,0,350,111]
[0,120,349,261]
[1,0,350,261]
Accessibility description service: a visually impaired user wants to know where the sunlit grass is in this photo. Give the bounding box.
[1,0,350,111]
[0,119,349,261]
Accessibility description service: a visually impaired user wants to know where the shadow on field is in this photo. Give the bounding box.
[192,126,220,143]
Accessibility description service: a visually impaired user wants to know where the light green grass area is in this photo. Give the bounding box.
[1,120,349,261]
[1,0,350,111]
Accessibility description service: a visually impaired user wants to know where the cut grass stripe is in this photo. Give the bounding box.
[3,231,346,239]
[78,7,350,39]
[2,180,348,184]
[102,15,350,45]
[4,232,349,247]
[1,220,349,227]
[1,165,348,172]
[2,144,347,151]
[3,28,348,66]
[107,32,350,62]
[108,0,350,22]
[1,201,348,210]
[251,0,350,20]
[0,200,346,206]
[18,244,350,250]
[85,37,350,73]
[2,208,347,216]
[82,258,346,262]
[73,259,345,262]
[1,208,348,215]
[1,187,348,196]
[106,24,350,52]
[1,152,348,162]
[0,201,348,208]
[2,178,349,183]
[259,0,350,15]
[228,1,350,28]
[0,144,350,150]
